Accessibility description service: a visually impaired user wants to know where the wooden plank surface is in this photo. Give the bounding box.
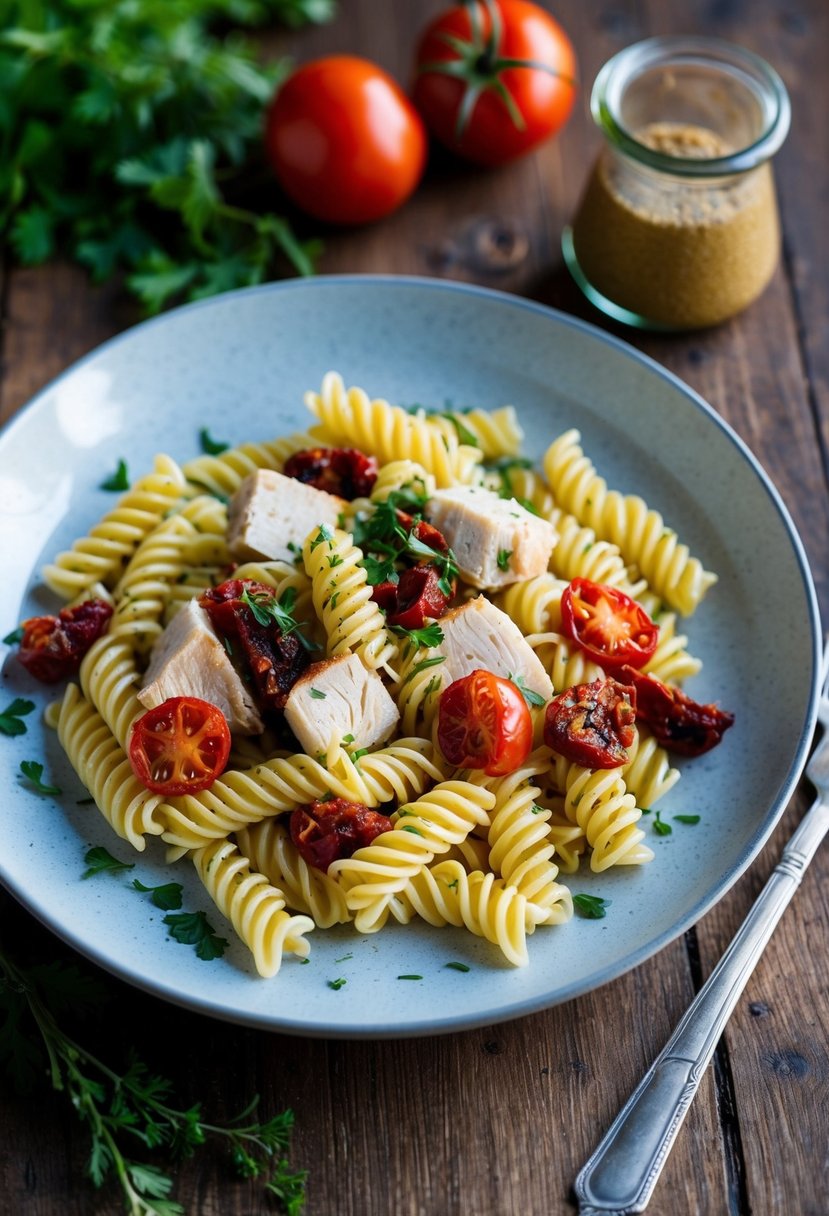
[1,2,827,1214]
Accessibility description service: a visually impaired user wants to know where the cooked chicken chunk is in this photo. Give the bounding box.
[227,469,344,563]
[435,596,553,702]
[426,485,557,589]
[137,599,263,734]
[284,653,399,755]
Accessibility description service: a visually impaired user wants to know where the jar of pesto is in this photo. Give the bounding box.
[563,37,791,330]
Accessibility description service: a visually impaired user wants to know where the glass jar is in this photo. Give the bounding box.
[563,37,791,330]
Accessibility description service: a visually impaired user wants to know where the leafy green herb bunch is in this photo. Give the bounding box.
[0,0,335,313]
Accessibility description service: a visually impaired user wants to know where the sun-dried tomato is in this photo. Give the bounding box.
[543,677,636,768]
[17,598,113,684]
[283,447,378,499]
[617,665,734,757]
[385,565,450,629]
[290,798,393,871]
[200,579,310,711]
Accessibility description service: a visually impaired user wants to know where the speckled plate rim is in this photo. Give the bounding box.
[0,275,821,1038]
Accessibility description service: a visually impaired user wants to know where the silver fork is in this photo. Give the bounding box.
[574,647,829,1216]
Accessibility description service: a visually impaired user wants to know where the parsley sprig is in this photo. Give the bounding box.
[0,943,306,1215]
[351,492,458,597]
[0,697,35,737]
[239,586,318,651]
[0,0,334,315]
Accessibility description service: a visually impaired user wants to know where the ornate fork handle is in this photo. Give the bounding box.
[574,795,829,1216]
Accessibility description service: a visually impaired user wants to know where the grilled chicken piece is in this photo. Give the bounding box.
[426,485,557,589]
[284,653,399,755]
[435,596,553,702]
[227,469,345,563]
[137,599,263,734]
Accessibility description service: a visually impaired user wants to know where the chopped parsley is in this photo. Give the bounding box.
[508,673,546,709]
[239,585,318,651]
[674,814,701,825]
[497,548,512,572]
[444,961,471,973]
[81,846,135,879]
[401,655,445,687]
[309,688,326,700]
[163,910,228,960]
[99,458,129,492]
[0,698,36,738]
[309,523,334,551]
[397,974,423,981]
[652,812,672,837]
[2,626,24,646]
[198,427,228,455]
[573,894,611,919]
[328,977,347,991]
[19,760,61,795]
[392,622,444,649]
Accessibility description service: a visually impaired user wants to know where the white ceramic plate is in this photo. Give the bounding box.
[0,277,820,1038]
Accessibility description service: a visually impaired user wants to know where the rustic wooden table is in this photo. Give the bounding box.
[2,2,828,1214]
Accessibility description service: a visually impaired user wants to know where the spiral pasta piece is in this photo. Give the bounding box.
[306,372,482,487]
[548,510,648,601]
[370,459,436,503]
[525,631,604,693]
[477,761,573,927]
[643,613,702,685]
[79,633,144,751]
[392,644,448,736]
[428,406,524,459]
[42,454,187,599]
[302,525,397,675]
[401,860,531,967]
[543,430,716,615]
[548,753,653,871]
[182,431,315,499]
[55,683,165,851]
[330,781,495,932]
[235,821,351,928]
[495,573,567,635]
[622,727,680,810]
[192,839,314,977]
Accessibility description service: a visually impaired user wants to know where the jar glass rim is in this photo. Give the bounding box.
[591,35,791,176]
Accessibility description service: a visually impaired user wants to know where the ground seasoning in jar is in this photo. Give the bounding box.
[564,38,791,330]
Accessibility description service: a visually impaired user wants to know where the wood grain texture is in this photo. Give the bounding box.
[1,1,827,1214]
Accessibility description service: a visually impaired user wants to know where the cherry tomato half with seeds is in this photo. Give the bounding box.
[437,669,533,776]
[128,697,231,796]
[265,55,427,225]
[413,0,577,167]
[561,578,659,671]
[543,677,636,769]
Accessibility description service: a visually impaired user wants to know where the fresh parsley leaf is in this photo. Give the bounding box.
[674,814,701,825]
[198,427,228,455]
[397,974,422,981]
[497,548,512,572]
[507,673,546,709]
[2,626,24,646]
[239,586,318,651]
[360,554,398,587]
[99,459,129,492]
[328,977,347,990]
[132,878,184,911]
[163,911,228,960]
[82,846,135,879]
[573,893,611,919]
[392,622,444,649]
[309,687,326,700]
[653,812,672,837]
[0,698,35,737]
[444,961,471,973]
[309,524,334,551]
[19,760,61,795]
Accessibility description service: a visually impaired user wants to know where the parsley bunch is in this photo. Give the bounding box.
[0,940,306,1215]
[0,0,335,313]
[351,491,459,597]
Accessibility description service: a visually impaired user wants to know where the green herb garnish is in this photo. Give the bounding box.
[397,974,423,981]
[309,687,326,700]
[573,894,611,919]
[81,846,135,879]
[652,812,672,837]
[328,977,347,991]
[2,626,24,646]
[392,622,444,649]
[19,760,61,795]
[0,698,36,737]
[674,814,701,825]
[309,524,334,551]
[100,459,129,492]
[444,961,471,973]
[507,673,546,709]
[497,548,512,572]
[239,586,318,651]
[132,878,184,911]
[401,655,445,687]
[198,427,228,455]
[162,911,228,961]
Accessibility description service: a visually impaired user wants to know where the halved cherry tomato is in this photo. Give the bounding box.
[128,697,231,796]
[543,677,636,769]
[290,799,393,872]
[618,665,734,757]
[561,578,659,671]
[265,56,427,225]
[437,669,533,776]
[17,598,113,684]
[413,0,577,166]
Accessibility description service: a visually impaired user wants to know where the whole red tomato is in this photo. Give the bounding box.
[437,669,533,776]
[265,55,427,225]
[413,0,577,166]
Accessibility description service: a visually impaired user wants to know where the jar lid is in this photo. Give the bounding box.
[592,36,791,177]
